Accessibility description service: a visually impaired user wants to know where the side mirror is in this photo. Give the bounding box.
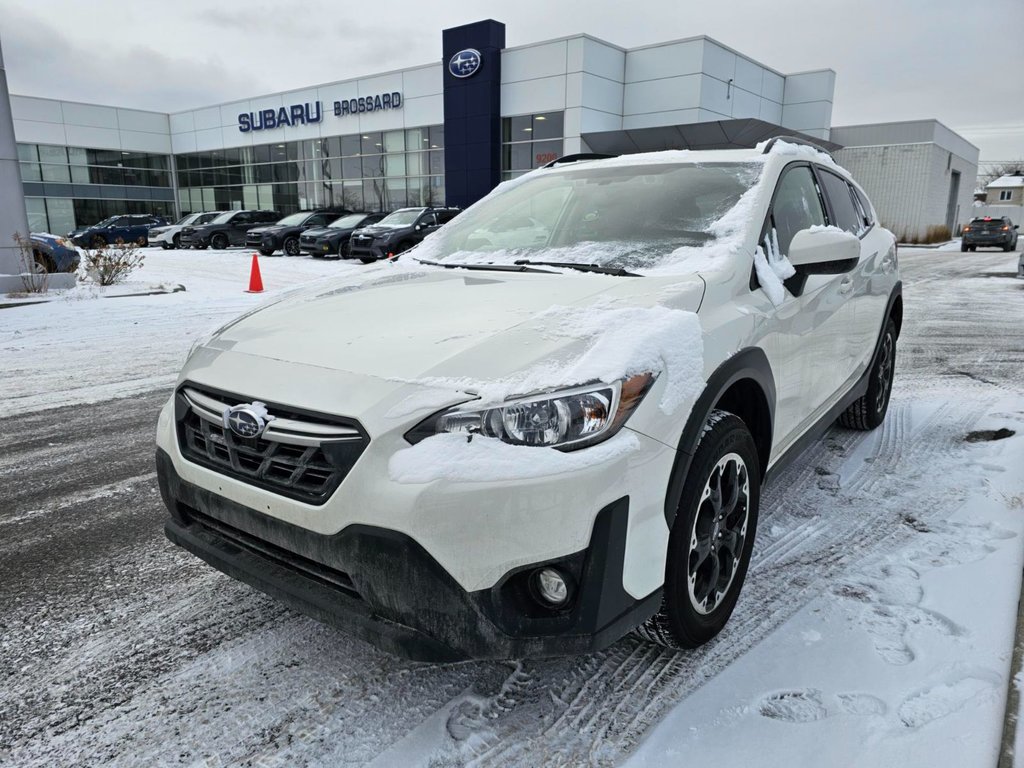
[415,225,421,231]
[787,227,860,275]
[1014,225,1019,230]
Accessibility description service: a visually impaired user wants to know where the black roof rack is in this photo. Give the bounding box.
[542,153,617,169]
[762,135,833,160]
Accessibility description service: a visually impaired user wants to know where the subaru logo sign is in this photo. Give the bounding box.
[222,402,273,439]
[449,48,482,79]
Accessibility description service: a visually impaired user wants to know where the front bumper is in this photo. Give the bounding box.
[158,448,660,661]
[301,238,335,256]
[348,241,390,260]
[182,232,210,247]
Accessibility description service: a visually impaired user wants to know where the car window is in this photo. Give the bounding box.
[419,213,438,227]
[436,210,459,224]
[769,165,826,256]
[853,187,874,226]
[818,170,863,235]
[306,214,330,227]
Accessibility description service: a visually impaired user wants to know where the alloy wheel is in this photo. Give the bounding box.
[875,333,894,414]
[687,452,750,615]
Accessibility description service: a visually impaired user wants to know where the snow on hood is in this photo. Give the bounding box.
[207,265,706,394]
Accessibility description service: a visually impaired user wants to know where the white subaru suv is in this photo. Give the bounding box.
[156,138,901,661]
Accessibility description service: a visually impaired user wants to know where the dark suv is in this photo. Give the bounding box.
[69,214,169,248]
[961,216,1018,252]
[347,207,460,263]
[300,212,387,258]
[245,209,351,256]
[181,210,280,250]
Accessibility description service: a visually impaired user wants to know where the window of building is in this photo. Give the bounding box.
[501,112,564,179]
[999,189,1012,201]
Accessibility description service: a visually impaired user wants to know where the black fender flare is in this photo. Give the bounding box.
[663,347,776,527]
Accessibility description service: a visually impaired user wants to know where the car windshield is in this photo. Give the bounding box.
[328,213,372,229]
[176,214,200,225]
[276,213,310,226]
[196,212,219,224]
[378,209,423,227]
[210,211,235,224]
[417,161,763,272]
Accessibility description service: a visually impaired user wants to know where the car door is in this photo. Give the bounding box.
[817,168,895,381]
[414,212,439,242]
[229,212,253,245]
[756,163,860,453]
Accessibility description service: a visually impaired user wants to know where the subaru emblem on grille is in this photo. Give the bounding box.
[222,402,273,439]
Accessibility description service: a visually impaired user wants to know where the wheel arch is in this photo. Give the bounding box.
[663,347,776,527]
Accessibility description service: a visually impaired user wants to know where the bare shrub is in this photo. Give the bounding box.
[923,224,951,243]
[12,232,48,294]
[81,238,145,286]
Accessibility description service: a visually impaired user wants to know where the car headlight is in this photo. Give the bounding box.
[405,373,655,450]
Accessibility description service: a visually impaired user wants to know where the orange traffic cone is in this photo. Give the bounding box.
[246,253,264,293]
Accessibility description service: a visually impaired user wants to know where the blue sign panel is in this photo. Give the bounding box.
[448,49,482,78]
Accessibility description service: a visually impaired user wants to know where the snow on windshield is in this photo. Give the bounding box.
[415,161,764,273]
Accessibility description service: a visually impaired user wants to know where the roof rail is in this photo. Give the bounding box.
[762,135,833,159]
[542,153,617,169]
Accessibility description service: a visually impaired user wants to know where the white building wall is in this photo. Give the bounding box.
[167,63,444,155]
[11,95,171,154]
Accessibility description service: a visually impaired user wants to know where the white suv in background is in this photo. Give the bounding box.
[155,138,901,661]
[148,211,219,249]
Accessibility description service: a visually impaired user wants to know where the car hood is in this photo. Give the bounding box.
[354,224,404,237]
[200,266,705,384]
[303,227,346,238]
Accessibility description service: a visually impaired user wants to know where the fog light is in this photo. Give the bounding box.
[533,567,571,607]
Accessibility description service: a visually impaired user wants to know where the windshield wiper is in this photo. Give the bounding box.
[415,259,557,274]
[513,260,640,277]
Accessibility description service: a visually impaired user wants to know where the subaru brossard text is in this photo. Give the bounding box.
[156,140,902,661]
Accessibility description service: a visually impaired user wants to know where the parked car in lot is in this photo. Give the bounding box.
[347,206,460,263]
[961,216,1018,252]
[300,212,387,258]
[28,233,80,272]
[69,214,169,248]
[245,210,351,256]
[149,212,220,249]
[180,210,279,250]
[157,139,901,661]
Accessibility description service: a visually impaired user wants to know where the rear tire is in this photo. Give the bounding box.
[960,243,968,252]
[172,234,180,249]
[636,410,760,649]
[838,318,896,431]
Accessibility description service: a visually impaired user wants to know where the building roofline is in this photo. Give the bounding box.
[832,118,980,152]
[9,92,169,117]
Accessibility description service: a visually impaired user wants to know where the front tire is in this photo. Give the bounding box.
[636,411,760,649]
[838,318,896,430]
[259,248,275,257]
[283,237,300,257]
[211,233,228,250]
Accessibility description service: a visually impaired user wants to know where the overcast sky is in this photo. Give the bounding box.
[2,0,1021,162]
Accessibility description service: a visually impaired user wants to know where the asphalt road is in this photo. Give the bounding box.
[1,246,1021,766]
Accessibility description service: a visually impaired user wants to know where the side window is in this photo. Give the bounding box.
[853,186,874,226]
[419,213,438,227]
[436,210,459,224]
[768,165,826,256]
[233,212,250,225]
[818,170,863,235]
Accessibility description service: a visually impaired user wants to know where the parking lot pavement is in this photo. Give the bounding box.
[0,246,1021,766]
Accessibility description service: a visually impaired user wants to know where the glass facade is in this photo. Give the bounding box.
[16,112,564,235]
[501,111,564,180]
[175,125,446,215]
[18,143,175,234]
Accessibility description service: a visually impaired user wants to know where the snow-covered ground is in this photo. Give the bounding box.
[0,243,1022,766]
[0,248,359,417]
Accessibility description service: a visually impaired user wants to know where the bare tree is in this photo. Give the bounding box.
[977,160,1024,190]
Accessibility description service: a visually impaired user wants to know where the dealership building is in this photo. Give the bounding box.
[8,19,978,241]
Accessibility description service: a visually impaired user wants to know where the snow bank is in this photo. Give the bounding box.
[410,299,705,416]
[388,430,639,484]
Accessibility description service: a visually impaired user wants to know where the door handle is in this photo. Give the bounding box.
[839,276,854,294]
